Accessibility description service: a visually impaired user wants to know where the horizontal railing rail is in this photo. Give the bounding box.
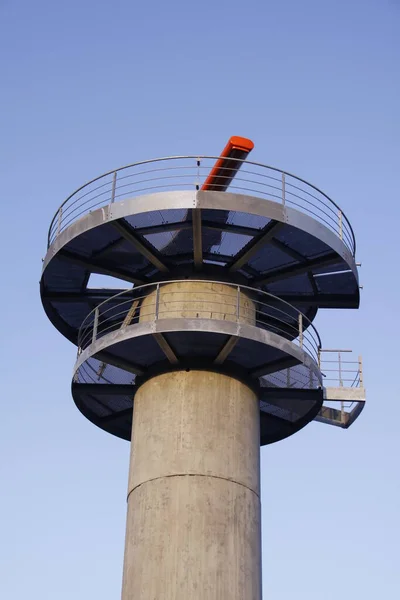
[316,350,365,427]
[318,349,363,388]
[77,280,322,364]
[47,156,356,255]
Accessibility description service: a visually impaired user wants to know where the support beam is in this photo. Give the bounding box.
[96,361,107,380]
[192,209,203,269]
[249,356,299,378]
[100,407,134,424]
[253,252,340,285]
[95,350,145,376]
[255,293,356,308]
[269,237,307,263]
[135,221,192,236]
[259,408,294,426]
[153,333,179,364]
[87,393,114,414]
[72,383,136,396]
[213,336,239,365]
[134,220,261,238]
[80,270,91,293]
[91,236,126,259]
[112,219,170,273]
[307,272,319,294]
[315,405,346,427]
[44,289,134,303]
[57,250,144,285]
[260,387,322,402]
[202,220,260,238]
[174,251,235,264]
[122,300,140,327]
[228,221,283,272]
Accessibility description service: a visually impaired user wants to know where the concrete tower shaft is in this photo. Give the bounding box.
[122,370,261,600]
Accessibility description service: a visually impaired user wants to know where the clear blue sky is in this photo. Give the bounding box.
[1,0,399,598]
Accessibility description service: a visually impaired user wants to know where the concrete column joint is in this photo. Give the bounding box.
[127,472,261,503]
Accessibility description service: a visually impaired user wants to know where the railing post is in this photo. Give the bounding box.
[111,171,117,203]
[358,355,363,387]
[339,350,345,422]
[56,207,63,236]
[282,173,286,206]
[298,313,303,348]
[196,158,200,191]
[92,307,99,345]
[236,286,240,322]
[318,347,321,369]
[155,283,160,320]
[338,209,343,240]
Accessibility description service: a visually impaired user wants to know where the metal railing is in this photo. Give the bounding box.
[77,280,322,364]
[318,349,363,388]
[260,362,321,390]
[317,349,364,425]
[47,156,356,255]
[74,356,136,386]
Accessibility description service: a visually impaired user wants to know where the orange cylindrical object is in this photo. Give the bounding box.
[201,136,254,192]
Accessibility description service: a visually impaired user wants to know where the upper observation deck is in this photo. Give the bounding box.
[41,155,360,345]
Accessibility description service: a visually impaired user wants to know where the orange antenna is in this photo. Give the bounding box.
[201,136,254,192]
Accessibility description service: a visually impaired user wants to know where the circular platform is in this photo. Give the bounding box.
[41,157,359,347]
[72,280,323,445]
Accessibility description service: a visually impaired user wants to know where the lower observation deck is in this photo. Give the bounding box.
[72,281,365,444]
[72,280,323,445]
